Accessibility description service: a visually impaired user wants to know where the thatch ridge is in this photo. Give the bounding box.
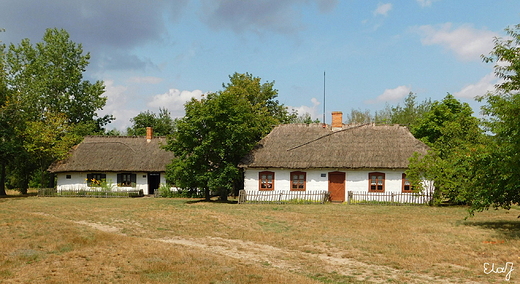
[287,123,371,151]
[48,136,174,173]
[239,123,429,169]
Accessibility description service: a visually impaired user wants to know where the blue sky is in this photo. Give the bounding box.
[1,0,519,130]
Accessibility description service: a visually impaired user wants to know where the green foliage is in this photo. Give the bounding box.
[345,93,432,126]
[345,108,372,124]
[158,185,202,198]
[5,28,109,126]
[87,178,114,191]
[127,108,176,136]
[389,92,432,127]
[0,28,109,193]
[222,73,296,124]
[165,73,290,201]
[469,23,520,213]
[407,94,484,205]
[291,112,320,124]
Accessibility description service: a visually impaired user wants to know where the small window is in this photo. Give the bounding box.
[321,173,327,178]
[66,175,71,179]
[402,173,413,192]
[290,171,306,191]
[117,173,136,187]
[368,172,385,192]
[259,171,275,191]
[87,173,106,187]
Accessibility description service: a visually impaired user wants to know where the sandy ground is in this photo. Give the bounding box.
[71,217,482,284]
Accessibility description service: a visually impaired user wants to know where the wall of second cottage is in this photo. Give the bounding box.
[55,172,168,195]
[243,169,407,193]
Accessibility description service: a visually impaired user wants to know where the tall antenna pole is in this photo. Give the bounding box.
[323,71,326,124]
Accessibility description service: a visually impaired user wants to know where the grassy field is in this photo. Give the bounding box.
[0,191,518,283]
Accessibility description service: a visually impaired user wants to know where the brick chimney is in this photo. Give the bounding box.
[146,127,153,142]
[331,111,343,131]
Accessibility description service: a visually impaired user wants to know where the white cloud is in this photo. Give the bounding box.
[454,73,498,98]
[128,76,163,84]
[416,0,439,7]
[98,80,128,116]
[148,89,205,117]
[368,85,412,103]
[97,80,139,131]
[417,23,498,61]
[289,97,321,120]
[373,3,392,16]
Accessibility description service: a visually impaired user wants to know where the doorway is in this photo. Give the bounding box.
[147,172,161,195]
[328,172,346,202]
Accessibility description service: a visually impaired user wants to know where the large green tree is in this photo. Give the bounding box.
[469,24,520,212]
[0,28,109,193]
[165,73,291,201]
[127,108,176,136]
[406,94,484,204]
[0,43,12,195]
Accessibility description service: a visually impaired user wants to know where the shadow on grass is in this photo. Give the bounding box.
[463,220,520,239]
[185,199,238,205]
[0,192,38,199]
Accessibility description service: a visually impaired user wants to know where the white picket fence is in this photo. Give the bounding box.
[238,190,329,204]
[346,191,433,205]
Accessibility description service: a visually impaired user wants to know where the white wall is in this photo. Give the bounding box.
[244,168,408,193]
[56,172,168,195]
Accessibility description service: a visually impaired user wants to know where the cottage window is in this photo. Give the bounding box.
[290,171,306,191]
[402,173,413,192]
[259,171,275,191]
[87,173,106,187]
[368,172,385,192]
[117,173,136,187]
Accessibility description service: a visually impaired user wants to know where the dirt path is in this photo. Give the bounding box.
[72,218,480,284]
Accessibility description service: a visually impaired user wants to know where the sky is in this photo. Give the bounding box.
[1,0,519,131]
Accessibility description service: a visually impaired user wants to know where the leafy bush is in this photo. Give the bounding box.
[157,185,203,198]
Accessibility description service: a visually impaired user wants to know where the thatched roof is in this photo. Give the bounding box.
[48,136,174,173]
[239,123,429,169]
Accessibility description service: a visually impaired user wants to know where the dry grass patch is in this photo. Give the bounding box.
[1,196,519,283]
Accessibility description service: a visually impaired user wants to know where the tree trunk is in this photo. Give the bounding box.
[0,160,6,196]
[204,187,210,201]
[20,174,29,195]
[219,188,228,202]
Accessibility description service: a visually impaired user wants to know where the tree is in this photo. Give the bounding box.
[390,93,432,127]
[0,43,11,195]
[222,73,297,123]
[345,109,373,124]
[468,23,520,212]
[165,73,291,201]
[344,93,431,126]
[127,108,176,136]
[406,94,484,204]
[0,28,109,193]
[292,112,320,124]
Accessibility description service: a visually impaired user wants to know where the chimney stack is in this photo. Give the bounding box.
[331,111,343,131]
[146,127,153,142]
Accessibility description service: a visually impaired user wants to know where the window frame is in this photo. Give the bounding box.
[402,173,413,193]
[368,172,385,192]
[290,171,307,191]
[117,173,137,187]
[87,173,106,187]
[259,171,275,191]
